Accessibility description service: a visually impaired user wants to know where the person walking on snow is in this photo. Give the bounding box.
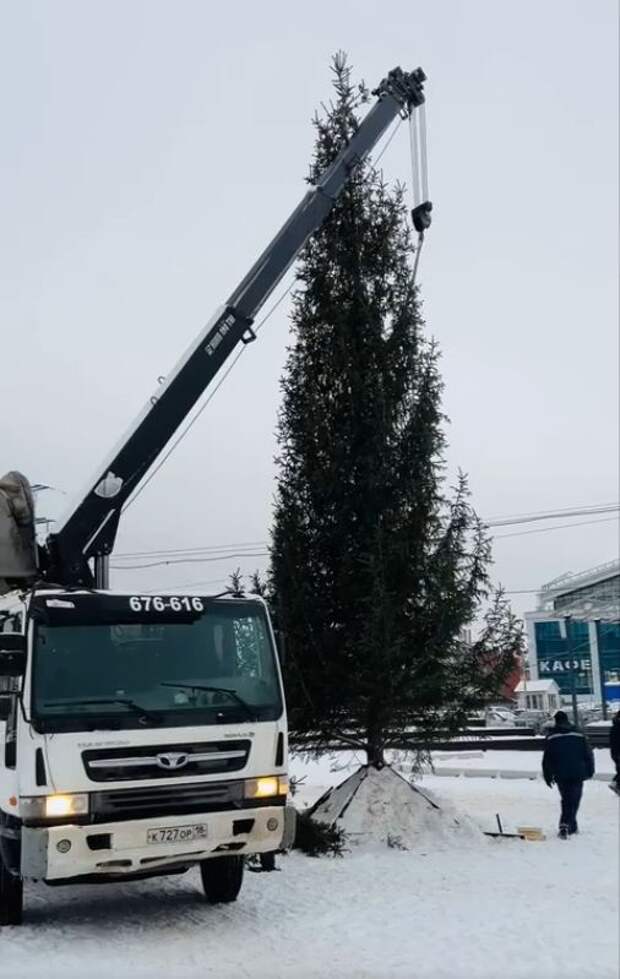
[542,710,595,838]
[609,710,620,796]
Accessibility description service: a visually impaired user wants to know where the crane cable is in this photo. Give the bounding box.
[408,101,432,285]
[121,284,293,515]
[123,108,431,515]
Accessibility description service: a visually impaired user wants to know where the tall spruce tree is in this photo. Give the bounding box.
[270,54,523,766]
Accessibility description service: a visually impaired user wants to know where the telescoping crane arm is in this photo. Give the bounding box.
[47,66,428,587]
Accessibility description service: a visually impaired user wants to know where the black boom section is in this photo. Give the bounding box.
[47,67,427,585]
[48,305,255,583]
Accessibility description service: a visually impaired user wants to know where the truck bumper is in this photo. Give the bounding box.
[21,804,294,882]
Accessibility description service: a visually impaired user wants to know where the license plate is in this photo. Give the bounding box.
[146,824,208,845]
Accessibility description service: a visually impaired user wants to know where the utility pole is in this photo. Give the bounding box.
[594,618,608,720]
[559,616,579,727]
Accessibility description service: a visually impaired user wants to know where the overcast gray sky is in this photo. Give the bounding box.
[1,0,618,620]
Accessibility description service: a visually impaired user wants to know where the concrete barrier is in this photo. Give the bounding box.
[429,767,614,782]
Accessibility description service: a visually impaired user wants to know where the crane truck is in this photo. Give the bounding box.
[0,66,429,924]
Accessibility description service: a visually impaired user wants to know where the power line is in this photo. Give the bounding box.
[111,516,617,573]
[484,500,618,522]
[112,504,619,563]
[114,539,268,559]
[493,515,618,540]
[111,550,269,571]
[143,576,229,593]
[486,503,618,528]
[503,589,539,595]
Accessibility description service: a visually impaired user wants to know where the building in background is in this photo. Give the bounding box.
[514,678,560,713]
[525,559,620,707]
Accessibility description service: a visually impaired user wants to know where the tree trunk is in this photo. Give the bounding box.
[366,726,386,768]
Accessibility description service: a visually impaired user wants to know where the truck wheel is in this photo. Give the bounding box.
[0,851,23,926]
[200,856,244,904]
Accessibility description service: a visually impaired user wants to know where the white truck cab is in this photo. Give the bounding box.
[0,587,294,924]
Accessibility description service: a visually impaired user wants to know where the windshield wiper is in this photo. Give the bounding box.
[160,682,258,721]
[44,698,162,725]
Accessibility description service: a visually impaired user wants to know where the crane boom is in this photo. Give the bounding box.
[47,66,428,586]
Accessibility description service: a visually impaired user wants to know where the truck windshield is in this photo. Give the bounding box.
[30,595,282,732]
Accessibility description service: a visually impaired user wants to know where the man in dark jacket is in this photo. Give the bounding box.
[542,710,595,838]
[610,710,620,795]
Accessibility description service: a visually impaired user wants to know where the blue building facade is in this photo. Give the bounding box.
[526,561,620,705]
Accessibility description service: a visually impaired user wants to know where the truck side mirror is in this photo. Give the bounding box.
[0,634,26,677]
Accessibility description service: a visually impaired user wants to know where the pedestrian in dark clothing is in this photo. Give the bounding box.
[609,711,620,796]
[542,710,595,838]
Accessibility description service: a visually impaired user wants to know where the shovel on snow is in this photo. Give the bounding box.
[483,814,525,840]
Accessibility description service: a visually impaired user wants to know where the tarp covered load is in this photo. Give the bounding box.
[0,471,37,588]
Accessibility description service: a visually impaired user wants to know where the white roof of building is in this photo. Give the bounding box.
[515,680,559,694]
[539,559,620,599]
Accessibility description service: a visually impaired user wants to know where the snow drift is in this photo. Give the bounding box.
[309,764,481,849]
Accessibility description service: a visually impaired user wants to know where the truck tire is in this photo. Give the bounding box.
[0,850,23,926]
[200,856,244,904]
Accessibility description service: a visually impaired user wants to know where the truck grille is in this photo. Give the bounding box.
[83,740,251,782]
[92,780,245,822]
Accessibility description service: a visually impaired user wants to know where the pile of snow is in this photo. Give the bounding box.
[309,763,481,849]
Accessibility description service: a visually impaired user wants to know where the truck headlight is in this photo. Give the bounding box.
[244,776,288,799]
[45,794,89,818]
[20,794,89,821]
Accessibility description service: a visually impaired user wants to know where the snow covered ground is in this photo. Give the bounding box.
[3,753,618,979]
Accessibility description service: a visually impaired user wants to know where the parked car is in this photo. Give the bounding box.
[484,706,517,728]
[578,705,605,725]
[513,708,552,734]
